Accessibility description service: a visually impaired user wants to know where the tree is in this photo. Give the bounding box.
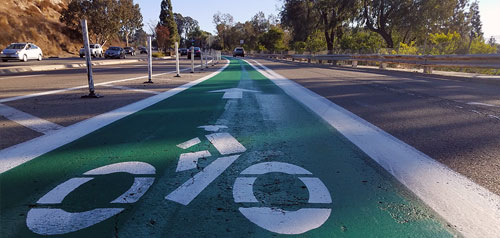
[314,0,359,53]
[259,26,285,52]
[467,0,482,52]
[159,0,179,48]
[156,25,171,51]
[281,0,318,43]
[119,0,143,47]
[61,0,122,46]
[213,12,234,50]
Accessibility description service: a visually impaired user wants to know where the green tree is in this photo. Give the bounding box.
[159,0,179,48]
[305,30,327,53]
[281,0,318,43]
[259,26,285,52]
[61,0,122,46]
[119,0,143,47]
[213,12,234,50]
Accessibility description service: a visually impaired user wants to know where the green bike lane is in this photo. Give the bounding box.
[0,59,457,237]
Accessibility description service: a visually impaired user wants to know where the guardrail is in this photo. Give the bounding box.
[249,53,500,74]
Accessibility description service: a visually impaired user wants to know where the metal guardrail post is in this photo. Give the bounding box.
[81,19,101,98]
[175,42,180,77]
[144,36,154,84]
[352,60,358,68]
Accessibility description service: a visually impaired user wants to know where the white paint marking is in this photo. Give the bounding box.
[0,60,230,174]
[101,84,160,95]
[176,137,201,149]
[233,177,259,203]
[298,177,332,204]
[467,102,499,108]
[205,133,246,155]
[37,178,93,204]
[241,162,312,175]
[198,125,228,132]
[246,59,500,238]
[175,150,211,172]
[165,155,239,205]
[0,65,205,104]
[209,88,260,99]
[0,74,46,80]
[0,103,64,134]
[26,208,124,235]
[238,207,331,235]
[84,162,156,175]
[111,177,155,203]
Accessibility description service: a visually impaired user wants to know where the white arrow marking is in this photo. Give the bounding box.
[209,88,260,99]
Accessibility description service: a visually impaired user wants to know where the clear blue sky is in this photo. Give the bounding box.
[137,0,500,40]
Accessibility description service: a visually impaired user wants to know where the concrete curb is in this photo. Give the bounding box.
[0,58,153,75]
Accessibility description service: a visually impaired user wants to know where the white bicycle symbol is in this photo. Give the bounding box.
[27,125,332,235]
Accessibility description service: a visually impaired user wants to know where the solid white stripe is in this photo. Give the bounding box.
[0,103,64,134]
[245,59,500,238]
[0,60,230,174]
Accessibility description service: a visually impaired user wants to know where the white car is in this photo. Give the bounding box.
[79,44,103,58]
[1,43,43,62]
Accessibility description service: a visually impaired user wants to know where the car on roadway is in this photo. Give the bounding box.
[233,47,245,57]
[124,47,136,56]
[179,48,188,56]
[1,43,43,62]
[104,46,126,59]
[79,44,103,58]
[139,46,148,54]
[187,47,201,59]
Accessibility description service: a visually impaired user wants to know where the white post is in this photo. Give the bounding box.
[190,46,194,73]
[81,19,100,98]
[175,42,180,77]
[200,48,204,71]
[211,49,215,66]
[144,36,153,83]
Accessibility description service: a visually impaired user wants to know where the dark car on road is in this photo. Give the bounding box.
[187,47,201,59]
[233,47,245,57]
[123,47,136,56]
[139,47,148,54]
[179,48,188,56]
[104,47,126,59]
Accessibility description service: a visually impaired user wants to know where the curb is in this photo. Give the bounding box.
[0,58,152,75]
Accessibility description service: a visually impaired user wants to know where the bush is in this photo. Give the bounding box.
[152,52,165,58]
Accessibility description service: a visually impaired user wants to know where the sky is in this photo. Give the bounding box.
[137,0,500,41]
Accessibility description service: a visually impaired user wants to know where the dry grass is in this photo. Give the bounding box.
[0,0,80,57]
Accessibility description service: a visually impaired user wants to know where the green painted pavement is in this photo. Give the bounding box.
[0,59,457,237]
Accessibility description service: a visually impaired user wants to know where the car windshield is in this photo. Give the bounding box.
[125,47,131,50]
[109,47,120,51]
[194,47,200,50]
[90,44,96,48]
[6,44,26,49]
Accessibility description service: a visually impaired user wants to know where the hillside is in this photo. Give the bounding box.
[0,0,81,57]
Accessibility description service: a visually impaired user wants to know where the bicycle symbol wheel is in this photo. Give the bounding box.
[233,162,332,235]
[26,162,155,235]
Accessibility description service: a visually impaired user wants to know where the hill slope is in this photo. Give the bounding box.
[0,0,80,57]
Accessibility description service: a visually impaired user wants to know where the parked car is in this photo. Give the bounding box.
[179,48,188,56]
[124,47,136,56]
[79,44,103,58]
[139,47,148,54]
[233,47,245,57]
[187,47,201,59]
[104,47,126,59]
[1,43,43,62]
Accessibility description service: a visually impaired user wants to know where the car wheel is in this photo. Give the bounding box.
[38,54,43,61]
[22,55,28,62]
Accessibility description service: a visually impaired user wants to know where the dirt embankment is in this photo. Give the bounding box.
[0,0,81,57]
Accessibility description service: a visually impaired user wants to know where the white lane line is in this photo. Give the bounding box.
[0,74,46,80]
[245,59,500,238]
[0,60,230,174]
[0,65,204,104]
[467,102,500,108]
[101,84,160,95]
[0,103,64,134]
[205,133,247,155]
